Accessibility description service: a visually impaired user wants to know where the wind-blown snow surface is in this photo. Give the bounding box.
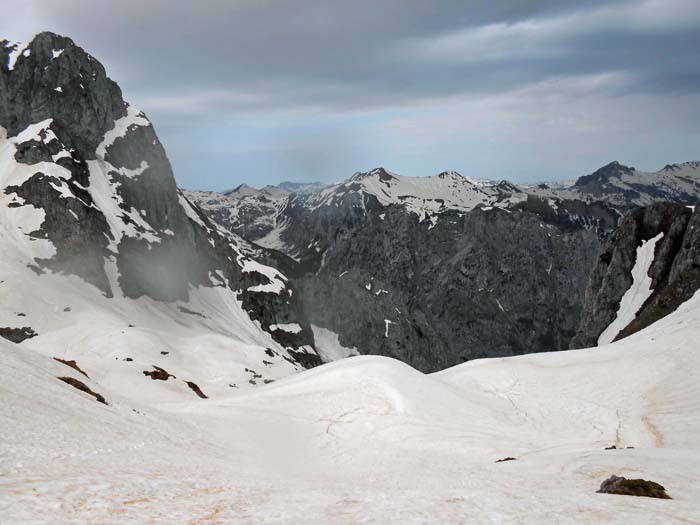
[3,289,700,522]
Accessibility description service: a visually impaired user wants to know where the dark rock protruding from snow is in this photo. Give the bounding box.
[143,366,175,381]
[597,475,671,499]
[0,326,37,343]
[57,376,108,405]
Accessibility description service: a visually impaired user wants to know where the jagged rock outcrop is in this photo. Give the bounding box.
[597,475,672,499]
[1,32,320,368]
[572,202,699,347]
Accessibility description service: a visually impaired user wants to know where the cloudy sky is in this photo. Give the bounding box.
[2,0,699,190]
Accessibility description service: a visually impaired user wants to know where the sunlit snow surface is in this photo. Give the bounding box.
[3,286,700,522]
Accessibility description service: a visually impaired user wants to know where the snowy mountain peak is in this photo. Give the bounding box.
[225,183,260,197]
[3,32,72,71]
[496,180,523,193]
[0,32,323,404]
[574,161,635,188]
[305,167,497,225]
[350,167,397,182]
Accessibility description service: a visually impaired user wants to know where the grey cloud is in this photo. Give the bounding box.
[0,0,698,188]
[5,0,683,110]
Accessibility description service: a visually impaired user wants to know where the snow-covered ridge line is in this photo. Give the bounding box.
[304,167,525,225]
[186,159,700,226]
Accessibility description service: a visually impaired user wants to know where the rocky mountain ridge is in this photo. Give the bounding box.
[187,163,700,371]
[189,160,700,255]
[0,32,322,401]
[4,31,700,380]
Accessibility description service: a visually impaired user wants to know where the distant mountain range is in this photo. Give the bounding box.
[4,31,700,380]
[187,161,700,245]
[186,162,700,371]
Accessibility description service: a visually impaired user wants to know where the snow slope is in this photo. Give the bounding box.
[0,118,314,403]
[0,225,307,402]
[3,287,700,522]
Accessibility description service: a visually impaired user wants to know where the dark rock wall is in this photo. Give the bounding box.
[279,193,600,372]
[571,202,696,347]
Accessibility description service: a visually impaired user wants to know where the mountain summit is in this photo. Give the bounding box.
[0,32,322,401]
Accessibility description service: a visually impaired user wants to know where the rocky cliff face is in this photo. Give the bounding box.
[215,169,603,372]
[572,202,700,348]
[1,32,321,369]
[294,198,599,371]
[188,162,700,371]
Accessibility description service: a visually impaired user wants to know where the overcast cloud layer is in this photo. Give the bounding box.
[2,0,699,190]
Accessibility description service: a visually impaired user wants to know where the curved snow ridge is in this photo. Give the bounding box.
[598,232,664,345]
[435,289,700,451]
[216,355,486,421]
[96,105,150,159]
